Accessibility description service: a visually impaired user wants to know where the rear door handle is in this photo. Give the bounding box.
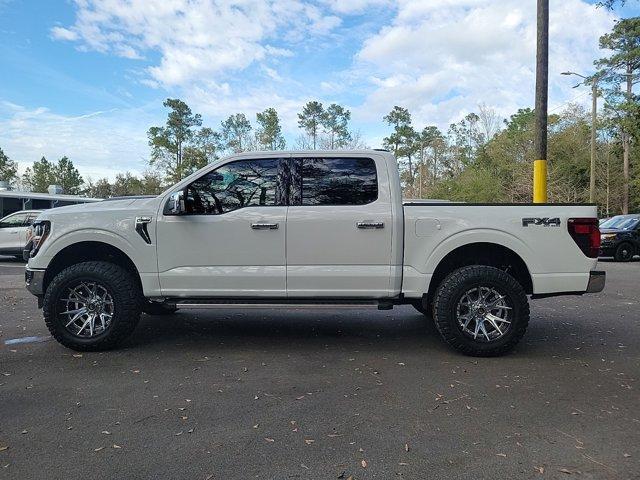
[357,221,384,229]
[251,223,279,230]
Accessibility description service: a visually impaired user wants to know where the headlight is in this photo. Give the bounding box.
[29,220,51,257]
[601,233,617,241]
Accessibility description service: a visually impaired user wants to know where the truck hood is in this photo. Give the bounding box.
[37,196,160,220]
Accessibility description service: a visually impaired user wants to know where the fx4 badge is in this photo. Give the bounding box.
[522,217,561,227]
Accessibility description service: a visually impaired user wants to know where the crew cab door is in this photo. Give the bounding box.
[156,156,287,297]
[286,155,394,297]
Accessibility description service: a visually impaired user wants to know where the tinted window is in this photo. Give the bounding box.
[0,213,28,228]
[291,157,378,206]
[185,159,284,215]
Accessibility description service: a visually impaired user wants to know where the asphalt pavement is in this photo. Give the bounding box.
[0,256,638,479]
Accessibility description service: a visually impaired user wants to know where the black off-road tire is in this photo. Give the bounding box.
[614,243,635,262]
[43,261,142,351]
[143,302,178,315]
[432,265,529,357]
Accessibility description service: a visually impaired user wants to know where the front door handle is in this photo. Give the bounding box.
[357,221,384,230]
[251,223,279,230]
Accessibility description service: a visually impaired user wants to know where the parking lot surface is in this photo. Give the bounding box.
[0,256,638,479]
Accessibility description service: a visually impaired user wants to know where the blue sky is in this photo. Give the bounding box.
[0,0,638,181]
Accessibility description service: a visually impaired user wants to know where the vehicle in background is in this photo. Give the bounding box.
[0,210,42,259]
[599,214,640,262]
[25,150,604,357]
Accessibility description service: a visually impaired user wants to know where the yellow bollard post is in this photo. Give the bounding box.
[533,159,548,203]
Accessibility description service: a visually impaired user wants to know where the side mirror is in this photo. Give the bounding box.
[164,190,186,215]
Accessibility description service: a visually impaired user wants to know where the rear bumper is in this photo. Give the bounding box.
[25,267,46,297]
[586,270,606,293]
[531,270,605,299]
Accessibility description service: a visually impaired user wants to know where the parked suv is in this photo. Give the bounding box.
[0,210,42,259]
[599,214,640,262]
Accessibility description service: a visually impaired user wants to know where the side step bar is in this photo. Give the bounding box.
[163,298,396,310]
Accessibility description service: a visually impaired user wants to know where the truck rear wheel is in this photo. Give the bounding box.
[43,261,142,351]
[432,265,529,357]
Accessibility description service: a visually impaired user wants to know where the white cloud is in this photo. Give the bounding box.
[354,0,617,128]
[323,0,393,14]
[51,0,346,88]
[0,102,154,180]
[50,26,79,41]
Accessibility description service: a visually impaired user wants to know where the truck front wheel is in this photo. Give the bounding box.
[432,265,529,357]
[43,261,142,351]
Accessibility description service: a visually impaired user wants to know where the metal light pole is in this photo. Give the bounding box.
[533,0,549,203]
[562,71,599,203]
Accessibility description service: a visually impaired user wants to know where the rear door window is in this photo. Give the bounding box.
[290,157,378,206]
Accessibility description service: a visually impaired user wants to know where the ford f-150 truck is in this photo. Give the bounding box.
[25,150,605,356]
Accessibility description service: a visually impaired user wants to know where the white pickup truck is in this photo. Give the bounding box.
[25,150,604,356]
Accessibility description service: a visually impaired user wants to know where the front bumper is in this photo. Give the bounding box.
[586,270,606,293]
[25,267,46,297]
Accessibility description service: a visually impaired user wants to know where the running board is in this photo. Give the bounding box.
[166,298,395,310]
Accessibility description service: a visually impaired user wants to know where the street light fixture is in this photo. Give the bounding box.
[562,70,599,204]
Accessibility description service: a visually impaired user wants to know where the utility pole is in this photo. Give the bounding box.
[590,79,597,204]
[562,71,600,203]
[622,63,632,214]
[533,0,549,203]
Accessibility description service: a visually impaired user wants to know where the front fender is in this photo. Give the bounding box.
[29,228,156,274]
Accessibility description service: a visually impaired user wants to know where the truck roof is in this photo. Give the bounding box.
[230,149,392,157]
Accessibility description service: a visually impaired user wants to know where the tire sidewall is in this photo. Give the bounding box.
[434,266,528,356]
[44,262,140,350]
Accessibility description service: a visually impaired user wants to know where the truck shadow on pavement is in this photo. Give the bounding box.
[122,306,589,357]
[127,307,449,354]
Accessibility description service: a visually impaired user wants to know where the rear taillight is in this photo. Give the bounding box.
[568,218,600,258]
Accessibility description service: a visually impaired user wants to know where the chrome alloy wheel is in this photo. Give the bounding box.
[59,281,114,338]
[455,286,512,342]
